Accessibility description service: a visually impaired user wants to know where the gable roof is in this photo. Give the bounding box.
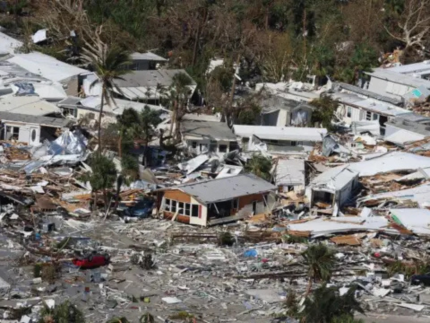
[275,159,305,186]
[165,173,276,204]
[131,52,167,61]
[0,111,70,128]
[0,96,60,116]
[182,119,236,141]
[366,68,430,89]
[7,52,88,83]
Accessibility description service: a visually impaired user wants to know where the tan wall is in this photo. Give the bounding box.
[164,190,191,203]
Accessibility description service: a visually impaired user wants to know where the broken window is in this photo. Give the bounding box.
[366,111,372,121]
[191,141,197,148]
[178,202,184,214]
[347,106,352,118]
[219,144,227,153]
[231,199,238,209]
[199,143,208,152]
[164,199,171,211]
[191,204,199,217]
[184,203,191,216]
[171,200,177,213]
[6,126,19,140]
[372,113,379,121]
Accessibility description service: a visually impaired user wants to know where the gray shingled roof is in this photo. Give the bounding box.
[0,111,70,127]
[172,173,276,204]
[114,69,196,88]
[333,82,402,106]
[181,119,237,141]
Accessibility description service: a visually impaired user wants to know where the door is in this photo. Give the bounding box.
[29,127,38,145]
[252,201,257,214]
[192,204,199,218]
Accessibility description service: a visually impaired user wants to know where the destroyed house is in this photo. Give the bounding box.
[366,61,430,99]
[331,90,411,135]
[126,52,167,71]
[181,119,238,157]
[259,95,314,127]
[83,69,197,103]
[384,115,430,146]
[158,174,277,226]
[308,165,359,214]
[274,159,306,193]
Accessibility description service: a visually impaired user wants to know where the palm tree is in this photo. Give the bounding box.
[38,300,85,323]
[82,40,131,152]
[245,154,272,181]
[300,284,364,323]
[106,317,130,323]
[81,154,117,212]
[167,72,193,141]
[139,312,155,323]
[136,106,162,166]
[302,243,336,295]
[116,108,140,158]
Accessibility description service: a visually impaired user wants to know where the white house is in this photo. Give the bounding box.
[366,61,430,99]
[0,111,69,145]
[181,117,238,157]
[233,125,327,154]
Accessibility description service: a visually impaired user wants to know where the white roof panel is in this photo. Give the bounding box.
[390,208,430,235]
[275,159,305,186]
[389,61,430,75]
[0,31,23,54]
[233,125,327,142]
[361,183,430,208]
[367,69,430,89]
[311,165,358,190]
[7,52,87,83]
[0,96,60,116]
[288,216,388,237]
[384,129,425,145]
[131,52,167,61]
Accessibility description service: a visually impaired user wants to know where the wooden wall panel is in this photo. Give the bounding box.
[164,190,191,203]
[163,211,191,224]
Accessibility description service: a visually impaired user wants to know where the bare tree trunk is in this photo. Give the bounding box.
[303,7,307,61]
[118,131,122,158]
[306,278,312,296]
[97,88,105,152]
[169,100,177,137]
[227,54,241,126]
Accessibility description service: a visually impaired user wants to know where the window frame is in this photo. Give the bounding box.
[164,199,171,211]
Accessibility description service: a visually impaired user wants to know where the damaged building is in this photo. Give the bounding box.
[157,173,277,226]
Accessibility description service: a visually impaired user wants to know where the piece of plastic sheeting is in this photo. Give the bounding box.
[49,130,87,156]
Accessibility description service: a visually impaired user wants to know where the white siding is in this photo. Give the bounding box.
[5,122,41,145]
[189,197,207,226]
[368,78,391,97]
[276,109,289,127]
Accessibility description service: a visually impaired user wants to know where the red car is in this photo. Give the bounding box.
[73,254,110,269]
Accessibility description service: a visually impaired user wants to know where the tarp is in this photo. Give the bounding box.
[49,130,87,156]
